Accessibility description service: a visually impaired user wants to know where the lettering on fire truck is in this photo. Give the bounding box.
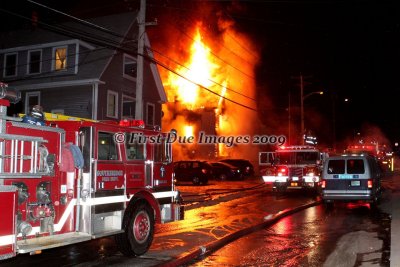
[0,84,184,261]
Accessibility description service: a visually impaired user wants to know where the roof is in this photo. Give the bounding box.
[327,154,374,160]
[276,145,319,152]
[0,12,136,86]
[1,11,167,103]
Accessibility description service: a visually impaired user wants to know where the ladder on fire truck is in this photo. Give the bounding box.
[0,133,50,178]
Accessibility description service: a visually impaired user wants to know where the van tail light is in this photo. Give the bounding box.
[367,179,373,188]
[201,168,208,174]
[321,180,326,189]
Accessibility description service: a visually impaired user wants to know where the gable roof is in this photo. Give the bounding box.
[0,12,136,86]
[1,11,167,102]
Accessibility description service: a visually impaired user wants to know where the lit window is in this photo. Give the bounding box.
[28,50,42,74]
[4,53,17,77]
[54,47,67,70]
[107,90,118,118]
[146,103,155,126]
[123,54,137,79]
[122,95,135,118]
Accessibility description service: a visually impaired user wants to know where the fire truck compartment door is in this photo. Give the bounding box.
[0,186,17,260]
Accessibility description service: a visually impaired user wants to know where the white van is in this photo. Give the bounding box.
[321,154,382,207]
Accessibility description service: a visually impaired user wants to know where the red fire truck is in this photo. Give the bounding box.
[261,145,327,193]
[0,84,183,260]
[346,144,393,172]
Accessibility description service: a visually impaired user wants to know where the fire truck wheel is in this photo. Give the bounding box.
[115,200,154,256]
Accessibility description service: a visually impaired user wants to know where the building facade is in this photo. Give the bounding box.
[0,12,166,127]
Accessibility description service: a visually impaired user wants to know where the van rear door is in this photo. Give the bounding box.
[324,158,369,191]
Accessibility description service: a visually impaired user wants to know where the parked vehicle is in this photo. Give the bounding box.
[219,159,254,176]
[209,162,243,180]
[321,154,382,208]
[173,161,212,185]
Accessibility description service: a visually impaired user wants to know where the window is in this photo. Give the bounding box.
[146,103,155,126]
[4,53,17,77]
[347,159,365,174]
[25,91,41,114]
[53,47,67,70]
[126,133,145,160]
[327,160,345,174]
[123,54,137,80]
[122,95,135,118]
[154,137,171,163]
[98,132,119,160]
[107,90,118,118]
[28,50,42,74]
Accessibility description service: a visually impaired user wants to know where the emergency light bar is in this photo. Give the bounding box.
[119,119,145,128]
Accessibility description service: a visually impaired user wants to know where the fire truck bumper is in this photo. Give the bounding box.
[160,203,184,223]
[264,176,320,190]
[262,175,288,184]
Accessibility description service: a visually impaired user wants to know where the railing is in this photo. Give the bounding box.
[0,133,50,178]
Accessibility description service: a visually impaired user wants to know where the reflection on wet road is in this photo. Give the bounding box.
[190,202,390,267]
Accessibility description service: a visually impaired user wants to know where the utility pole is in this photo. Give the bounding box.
[135,0,146,120]
[291,73,312,144]
[300,74,304,141]
[288,91,291,145]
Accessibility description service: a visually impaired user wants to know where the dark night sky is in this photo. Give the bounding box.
[1,0,400,147]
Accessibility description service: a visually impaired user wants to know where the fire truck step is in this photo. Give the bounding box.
[17,232,92,254]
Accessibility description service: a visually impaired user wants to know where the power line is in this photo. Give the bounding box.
[148,3,257,78]
[0,5,258,111]
[28,0,258,102]
[145,45,257,102]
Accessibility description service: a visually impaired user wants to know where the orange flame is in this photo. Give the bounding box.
[184,125,194,137]
[158,16,260,160]
[166,26,222,110]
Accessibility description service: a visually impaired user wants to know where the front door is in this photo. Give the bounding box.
[124,131,148,189]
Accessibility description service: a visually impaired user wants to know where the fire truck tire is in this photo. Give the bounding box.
[115,200,154,257]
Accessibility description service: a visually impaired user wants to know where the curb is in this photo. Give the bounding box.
[158,199,322,267]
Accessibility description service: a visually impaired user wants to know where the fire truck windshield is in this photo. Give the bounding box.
[275,151,320,165]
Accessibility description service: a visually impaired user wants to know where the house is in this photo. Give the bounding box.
[0,11,166,127]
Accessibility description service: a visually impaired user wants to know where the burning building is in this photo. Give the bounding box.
[149,10,261,162]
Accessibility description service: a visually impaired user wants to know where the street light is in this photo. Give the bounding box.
[301,90,323,144]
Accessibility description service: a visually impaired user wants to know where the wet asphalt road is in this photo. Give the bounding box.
[189,201,390,266]
[0,177,392,266]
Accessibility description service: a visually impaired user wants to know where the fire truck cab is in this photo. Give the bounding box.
[261,145,327,193]
[0,84,183,260]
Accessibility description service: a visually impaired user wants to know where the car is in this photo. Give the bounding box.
[173,160,212,185]
[320,154,383,208]
[219,159,255,176]
[209,162,244,180]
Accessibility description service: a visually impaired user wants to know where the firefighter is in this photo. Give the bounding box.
[22,105,46,126]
